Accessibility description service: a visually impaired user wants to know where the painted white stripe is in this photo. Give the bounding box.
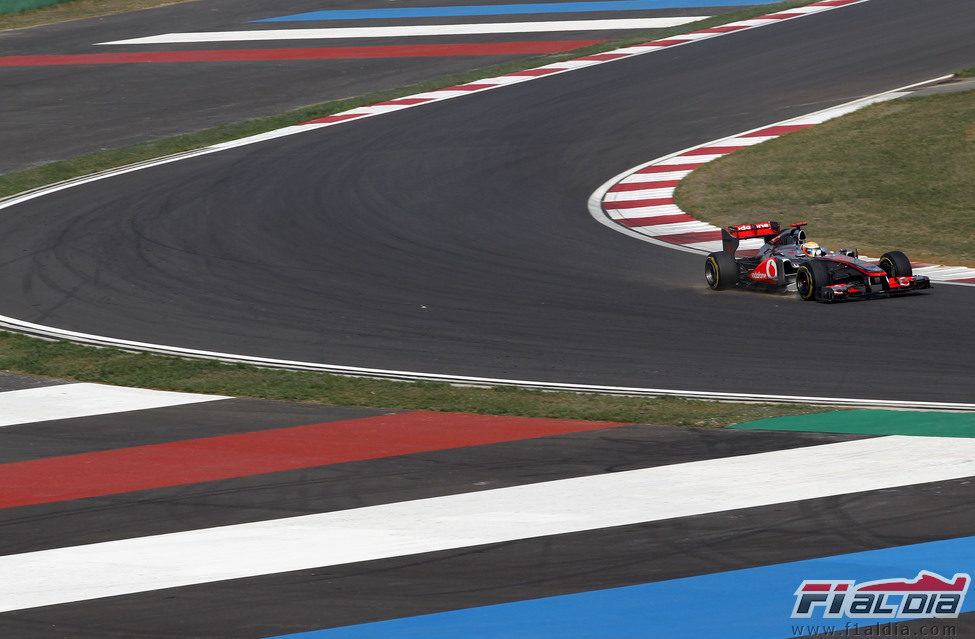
[622,170,694,182]
[610,205,684,220]
[2,435,974,613]
[98,17,710,45]
[606,187,675,200]
[671,152,729,163]
[639,221,716,234]
[722,135,775,147]
[0,383,227,427]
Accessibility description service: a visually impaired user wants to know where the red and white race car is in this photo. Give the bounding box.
[704,221,931,302]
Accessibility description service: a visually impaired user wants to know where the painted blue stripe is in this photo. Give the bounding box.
[256,1,776,22]
[266,536,975,638]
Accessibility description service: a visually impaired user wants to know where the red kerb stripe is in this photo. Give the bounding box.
[576,53,629,60]
[681,146,745,156]
[0,412,624,509]
[604,197,674,209]
[608,180,680,192]
[636,163,705,173]
[693,25,749,33]
[620,214,696,227]
[654,230,723,244]
[440,83,496,91]
[506,68,562,76]
[374,97,435,106]
[741,124,814,137]
[302,113,365,124]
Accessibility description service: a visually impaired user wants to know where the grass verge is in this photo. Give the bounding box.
[0,0,814,198]
[0,0,195,30]
[676,89,975,267]
[0,332,827,425]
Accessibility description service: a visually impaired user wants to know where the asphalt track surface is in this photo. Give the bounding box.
[2,388,973,638]
[3,0,974,403]
[0,0,736,173]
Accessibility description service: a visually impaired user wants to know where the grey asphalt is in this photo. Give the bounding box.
[8,420,975,638]
[0,0,736,174]
[0,0,972,402]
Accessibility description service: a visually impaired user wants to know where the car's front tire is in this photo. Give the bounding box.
[879,251,912,277]
[705,251,737,290]
[795,260,831,301]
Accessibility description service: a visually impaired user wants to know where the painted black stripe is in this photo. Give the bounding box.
[0,425,867,554]
[0,398,398,463]
[3,476,973,638]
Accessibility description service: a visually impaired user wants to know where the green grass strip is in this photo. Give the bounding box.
[0,0,192,29]
[1,0,71,15]
[730,409,975,437]
[0,331,829,426]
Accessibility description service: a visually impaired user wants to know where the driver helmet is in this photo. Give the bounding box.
[801,242,824,257]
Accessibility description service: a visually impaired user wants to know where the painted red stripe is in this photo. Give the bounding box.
[764,12,803,19]
[302,113,365,124]
[0,40,606,67]
[576,53,629,60]
[636,163,705,173]
[374,97,435,106]
[604,197,674,209]
[439,83,496,91]
[620,214,696,227]
[812,0,860,5]
[648,38,691,46]
[693,25,749,33]
[0,412,623,509]
[741,124,814,137]
[608,180,680,192]
[951,277,975,284]
[654,230,723,244]
[681,145,746,156]
[506,68,563,76]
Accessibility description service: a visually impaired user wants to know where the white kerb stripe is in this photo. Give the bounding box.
[0,383,228,427]
[3,435,975,612]
[98,17,710,45]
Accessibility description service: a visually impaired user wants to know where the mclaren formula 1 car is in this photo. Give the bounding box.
[704,221,931,302]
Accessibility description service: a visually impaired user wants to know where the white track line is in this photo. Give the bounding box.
[98,17,708,45]
[3,435,974,613]
[0,383,227,427]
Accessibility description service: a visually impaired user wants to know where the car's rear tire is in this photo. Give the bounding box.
[879,251,912,277]
[705,251,737,290]
[795,260,830,301]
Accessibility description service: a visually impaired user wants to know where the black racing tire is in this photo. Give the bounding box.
[705,251,738,290]
[795,260,831,301]
[879,251,912,277]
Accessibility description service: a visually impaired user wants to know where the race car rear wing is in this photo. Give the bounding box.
[721,221,781,254]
